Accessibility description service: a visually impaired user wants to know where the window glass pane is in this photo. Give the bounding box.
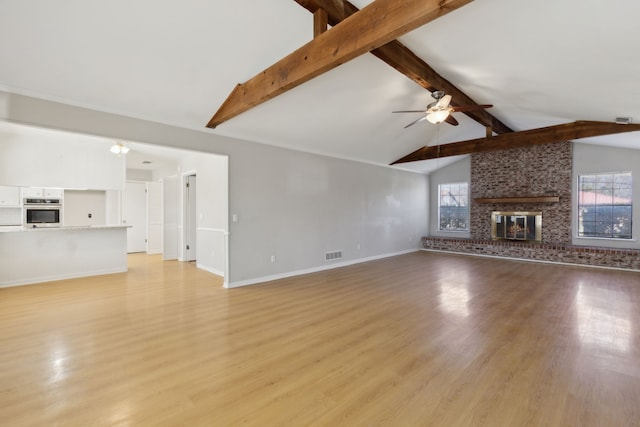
[578,172,632,239]
[438,182,469,231]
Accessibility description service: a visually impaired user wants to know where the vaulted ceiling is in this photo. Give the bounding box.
[1,0,640,173]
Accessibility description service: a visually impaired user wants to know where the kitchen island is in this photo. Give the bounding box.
[0,225,128,287]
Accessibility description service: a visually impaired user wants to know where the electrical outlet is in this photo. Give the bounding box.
[270,255,276,263]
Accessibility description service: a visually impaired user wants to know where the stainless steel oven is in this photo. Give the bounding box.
[24,198,62,227]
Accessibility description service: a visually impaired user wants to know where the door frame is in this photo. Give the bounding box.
[182,172,197,262]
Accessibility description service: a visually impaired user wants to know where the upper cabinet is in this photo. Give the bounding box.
[21,187,43,198]
[45,188,64,198]
[21,187,64,199]
[0,186,21,207]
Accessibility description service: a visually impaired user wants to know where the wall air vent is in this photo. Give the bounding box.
[615,117,633,124]
[325,250,343,262]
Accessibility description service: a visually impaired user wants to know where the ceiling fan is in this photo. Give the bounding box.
[393,91,493,128]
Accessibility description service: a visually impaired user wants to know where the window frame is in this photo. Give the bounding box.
[438,181,469,232]
[576,171,633,240]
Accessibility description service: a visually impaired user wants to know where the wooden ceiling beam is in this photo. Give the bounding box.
[294,0,513,134]
[313,8,328,37]
[207,0,473,128]
[391,121,640,164]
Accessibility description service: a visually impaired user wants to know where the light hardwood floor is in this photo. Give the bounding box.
[1,252,639,426]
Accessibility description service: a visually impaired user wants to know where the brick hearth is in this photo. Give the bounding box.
[422,236,640,270]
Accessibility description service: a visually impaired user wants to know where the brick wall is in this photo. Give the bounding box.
[470,141,572,244]
[424,141,640,271]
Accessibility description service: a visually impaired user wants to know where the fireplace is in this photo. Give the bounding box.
[491,211,542,242]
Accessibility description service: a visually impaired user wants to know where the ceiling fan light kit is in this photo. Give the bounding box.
[393,90,492,128]
[426,110,450,124]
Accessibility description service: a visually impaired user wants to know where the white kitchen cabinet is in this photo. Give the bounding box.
[0,186,21,206]
[21,187,64,199]
[21,187,44,198]
[44,188,64,198]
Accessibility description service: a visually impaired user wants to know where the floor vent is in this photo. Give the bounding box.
[325,250,343,262]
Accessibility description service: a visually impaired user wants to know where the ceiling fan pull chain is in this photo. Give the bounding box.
[436,124,441,169]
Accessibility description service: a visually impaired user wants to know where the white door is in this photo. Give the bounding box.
[163,175,179,260]
[147,182,163,254]
[123,181,147,253]
[184,174,197,261]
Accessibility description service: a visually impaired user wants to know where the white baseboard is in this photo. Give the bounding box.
[0,267,128,288]
[196,263,224,278]
[225,249,419,289]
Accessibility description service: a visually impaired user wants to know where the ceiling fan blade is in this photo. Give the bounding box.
[451,104,493,112]
[404,116,427,128]
[436,94,452,108]
[393,110,426,113]
[444,115,459,126]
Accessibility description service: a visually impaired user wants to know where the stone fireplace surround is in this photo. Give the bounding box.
[423,141,640,271]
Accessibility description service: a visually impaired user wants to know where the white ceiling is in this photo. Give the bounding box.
[1,0,640,174]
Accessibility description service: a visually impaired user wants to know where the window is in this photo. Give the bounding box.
[439,182,468,231]
[578,172,632,239]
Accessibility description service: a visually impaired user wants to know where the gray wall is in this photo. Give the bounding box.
[0,91,429,286]
[428,157,471,238]
[573,143,640,249]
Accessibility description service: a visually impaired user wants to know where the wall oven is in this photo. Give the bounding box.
[24,198,62,227]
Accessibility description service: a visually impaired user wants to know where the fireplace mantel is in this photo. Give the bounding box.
[474,196,559,204]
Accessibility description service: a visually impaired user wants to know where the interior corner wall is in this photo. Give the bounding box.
[0,91,427,286]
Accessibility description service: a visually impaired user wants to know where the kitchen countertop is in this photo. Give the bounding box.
[0,225,130,233]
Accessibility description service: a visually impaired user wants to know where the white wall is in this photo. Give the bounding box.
[165,152,228,276]
[0,91,428,287]
[428,157,470,238]
[127,169,152,182]
[0,123,125,190]
[105,190,121,225]
[193,154,228,277]
[573,143,640,249]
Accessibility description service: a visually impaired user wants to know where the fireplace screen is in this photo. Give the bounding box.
[491,211,542,242]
